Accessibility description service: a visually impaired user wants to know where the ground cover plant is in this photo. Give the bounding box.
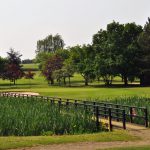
[0,96,106,136]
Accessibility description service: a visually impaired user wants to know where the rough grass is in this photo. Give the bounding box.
[0,131,138,150]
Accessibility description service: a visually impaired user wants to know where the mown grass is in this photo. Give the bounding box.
[0,130,138,150]
[0,72,150,100]
[22,63,39,69]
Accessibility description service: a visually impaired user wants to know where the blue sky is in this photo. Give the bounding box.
[0,0,149,59]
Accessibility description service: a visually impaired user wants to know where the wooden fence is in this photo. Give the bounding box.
[0,92,148,131]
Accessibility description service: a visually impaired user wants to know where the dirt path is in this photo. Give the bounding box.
[13,129,150,150]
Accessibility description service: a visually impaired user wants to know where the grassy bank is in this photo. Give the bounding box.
[0,131,138,150]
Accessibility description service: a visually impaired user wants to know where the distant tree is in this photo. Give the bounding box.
[35,52,53,70]
[138,18,150,86]
[22,59,33,64]
[0,57,7,78]
[42,54,63,85]
[2,49,24,85]
[69,45,95,86]
[36,34,65,53]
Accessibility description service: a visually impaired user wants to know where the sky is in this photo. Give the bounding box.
[0,0,150,59]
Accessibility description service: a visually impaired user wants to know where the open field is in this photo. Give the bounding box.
[22,63,39,70]
[0,71,150,100]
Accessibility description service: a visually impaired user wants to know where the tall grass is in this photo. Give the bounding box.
[0,96,106,136]
[110,97,150,126]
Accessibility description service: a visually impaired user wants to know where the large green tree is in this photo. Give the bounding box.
[119,23,143,85]
[138,18,150,86]
[69,45,95,86]
[93,22,124,85]
[42,54,63,85]
[93,21,143,86]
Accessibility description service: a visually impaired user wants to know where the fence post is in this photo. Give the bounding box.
[58,98,62,111]
[130,107,133,123]
[116,105,119,122]
[104,104,107,118]
[95,106,99,130]
[93,102,96,115]
[108,108,112,131]
[74,100,77,108]
[144,108,148,127]
[66,99,69,110]
[83,101,87,110]
[122,109,126,129]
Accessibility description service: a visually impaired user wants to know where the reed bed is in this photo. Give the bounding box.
[111,97,150,126]
[0,96,105,136]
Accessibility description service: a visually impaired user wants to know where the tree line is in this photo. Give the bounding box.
[0,18,150,86]
[36,19,150,86]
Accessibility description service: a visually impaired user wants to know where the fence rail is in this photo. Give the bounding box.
[0,92,148,130]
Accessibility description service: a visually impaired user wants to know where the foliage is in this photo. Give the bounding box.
[22,59,34,64]
[138,18,150,86]
[36,34,65,53]
[0,96,106,136]
[93,21,143,86]
[69,45,95,85]
[42,54,64,84]
[0,57,7,78]
[1,49,24,85]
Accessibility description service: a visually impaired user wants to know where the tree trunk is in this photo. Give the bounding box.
[50,79,54,85]
[124,76,128,86]
[85,78,88,86]
[68,77,71,86]
[13,79,16,85]
[63,77,66,85]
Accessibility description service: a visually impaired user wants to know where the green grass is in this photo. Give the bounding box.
[22,63,39,69]
[0,130,138,150]
[103,145,150,150]
[0,72,150,100]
